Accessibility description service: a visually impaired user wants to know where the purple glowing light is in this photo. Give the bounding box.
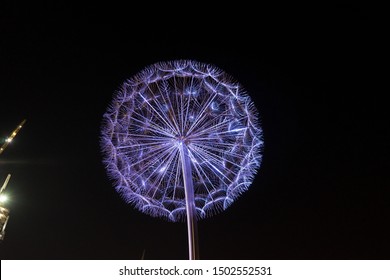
[101,60,263,222]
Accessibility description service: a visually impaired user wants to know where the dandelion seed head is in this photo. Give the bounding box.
[101,60,263,222]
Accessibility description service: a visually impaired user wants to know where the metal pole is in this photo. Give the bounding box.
[1,174,11,194]
[0,119,26,155]
[178,141,199,260]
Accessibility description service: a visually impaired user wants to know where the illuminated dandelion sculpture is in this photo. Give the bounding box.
[101,60,263,259]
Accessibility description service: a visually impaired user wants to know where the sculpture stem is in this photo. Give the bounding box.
[178,141,199,260]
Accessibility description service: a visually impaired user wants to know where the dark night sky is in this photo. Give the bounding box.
[0,7,388,260]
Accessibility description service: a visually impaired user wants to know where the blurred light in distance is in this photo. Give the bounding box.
[0,194,8,203]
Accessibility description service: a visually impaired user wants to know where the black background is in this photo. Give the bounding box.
[0,6,388,260]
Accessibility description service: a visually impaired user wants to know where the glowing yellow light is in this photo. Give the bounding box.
[0,194,8,203]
